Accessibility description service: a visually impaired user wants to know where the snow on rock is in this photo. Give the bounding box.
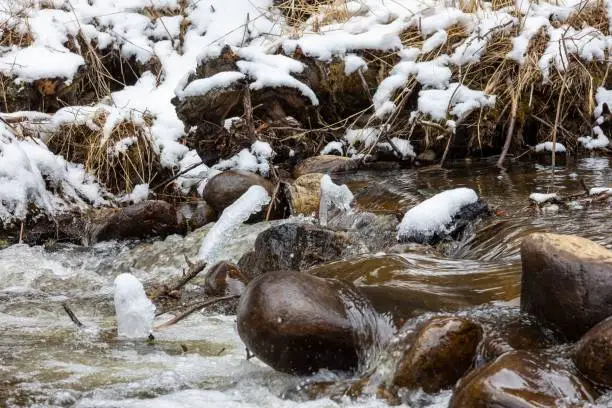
[344,127,380,154]
[0,122,108,225]
[578,127,610,150]
[529,192,559,204]
[535,142,567,153]
[213,141,275,177]
[198,185,270,262]
[120,184,150,204]
[378,137,416,159]
[397,188,479,243]
[589,187,612,195]
[113,273,156,339]
[176,71,246,100]
[319,175,354,227]
[321,141,344,156]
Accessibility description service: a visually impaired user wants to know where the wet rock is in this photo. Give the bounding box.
[574,316,612,387]
[293,155,358,178]
[285,173,323,216]
[238,223,351,277]
[450,351,596,407]
[481,317,554,362]
[393,317,482,393]
[520,233,612,340]
[204,261,249,297]
[417,150,437,163]
[237,271,389,375]
[89,200,180,243]
[176,202,216,231]
[202,170,275,215]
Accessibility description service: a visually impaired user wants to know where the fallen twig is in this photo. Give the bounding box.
[62,302,83,327]
[150,256,207,301]
[154,295,238,330]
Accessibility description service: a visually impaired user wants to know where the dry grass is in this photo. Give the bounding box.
[47,111,165,194]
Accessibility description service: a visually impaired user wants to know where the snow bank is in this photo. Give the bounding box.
[319,175,354,227]
[0,122,108,225]
[397,188,478,242]
[198,185,270,262]
[113,273,155,339]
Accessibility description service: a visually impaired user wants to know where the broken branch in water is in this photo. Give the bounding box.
[62,302,83,327]
[150,256,207,301]
[154,295,238,330]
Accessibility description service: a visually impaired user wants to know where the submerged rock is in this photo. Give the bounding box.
[520,233,612,340]
[293,155,358,178]
[393,317,482,393]
[574,316,612,387]
[238,223,351,277]
[237,271,391,375]
[202,170,275,215]
[450,351,595,407]
[203,261,249,297]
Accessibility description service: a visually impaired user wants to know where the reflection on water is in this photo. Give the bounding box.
[0,158,610,407]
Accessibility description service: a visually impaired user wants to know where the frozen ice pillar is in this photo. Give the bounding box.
[114,273,156,339]
[198,185,271,262]
[319,175,354,227]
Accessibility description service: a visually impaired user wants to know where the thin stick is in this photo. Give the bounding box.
[439,132,454,168]
[243,84,255,140]
[62,302,83,327]
[551,85,565,183]
[265,182,280,221]
[497,92,518,168]
[154,295,238,330]
[19,221,24,244]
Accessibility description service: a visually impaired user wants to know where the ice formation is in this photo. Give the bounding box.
[589,187,612,195]
[213,141,275,177]
[319,175,354,227]
[113,273,156,339]
[397,188,478,242]
[198,185,271,262]
[579,127,610,150]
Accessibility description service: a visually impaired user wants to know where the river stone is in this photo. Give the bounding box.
[574,316,612,387]
[237,271,386,375]
[238,223,351,277]
[88,200,179,243]
[520,233,612,340]
[202,170,275,214]
[285,173,323,216]
[450,351,595,407]
[204,261,249,297]
[293,155,358,178]
[393,316,482,393]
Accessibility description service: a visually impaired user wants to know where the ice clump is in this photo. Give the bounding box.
[535,142,566,153]
[529,193,559,204]
[397,188,478,242]
[319,175,354,227]
[578,127,610,150]
[198,185,271,262]
[589,187,612,195]
[113,273,156,339]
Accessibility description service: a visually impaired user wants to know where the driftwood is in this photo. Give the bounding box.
[150,256,207,301]
[154,295,238,330]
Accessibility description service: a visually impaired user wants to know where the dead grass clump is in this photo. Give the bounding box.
[0,24,32,47]
[565,1,609,34]
[276,0,350,31]
[47,112,167,194]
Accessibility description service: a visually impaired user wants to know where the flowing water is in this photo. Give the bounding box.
[0,158,610,407]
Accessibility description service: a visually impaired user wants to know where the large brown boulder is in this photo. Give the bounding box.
[237,271,391,375]
[88,200,180,243]
[520,233,612,340]
[238,223,351,277]
[293,155,358,178]
[393,316,482,393]
[202,170,275,214]
[574,316,612,387]
[450,351,595,407]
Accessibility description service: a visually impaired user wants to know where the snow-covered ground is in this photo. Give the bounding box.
[1,0,611,225]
